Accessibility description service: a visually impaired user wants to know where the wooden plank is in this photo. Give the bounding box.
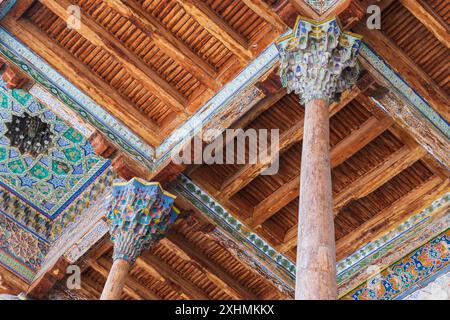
[141,252,209,300]
[241,0,286,32]
[174,0,252,63]
[334,145,427,211]
[2,17,162,146]
[400,0,450,48]
[250,115,392,228]
[105,0,219,90]
[354,26,450,123]
[336,176,447,259]
[167,231,259,300]
[330,116,393,168]
[39,0,188,113]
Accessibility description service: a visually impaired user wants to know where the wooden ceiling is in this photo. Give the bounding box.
[186,0,450,263]
[2,0,286,147]
[74,206,292,300]
[0,0,448,300]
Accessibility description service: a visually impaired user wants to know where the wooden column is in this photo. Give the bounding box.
[100,259,130,300]
[276,17,362,300]
[296,98,336,299]
[100,178,178,300]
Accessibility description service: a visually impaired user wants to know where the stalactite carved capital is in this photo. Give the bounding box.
[106,178,178,264]
[276,17,362,105]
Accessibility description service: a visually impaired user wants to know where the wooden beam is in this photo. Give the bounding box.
[219,80,370,199]
[174,0,252,63]
[354,26,450,123]
[400,0,450,48]
[2,17,162,146]
[250,115,392,228]
[241,0,286,33]
[141,252,209,300]
[334,145,427,211]
[330,116,393,168]
[336,176,447,259]
[105,0,219,90]
[167,231,259,300]
[39,0,188,113]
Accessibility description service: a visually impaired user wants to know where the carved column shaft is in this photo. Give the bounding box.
[297,98,336,299]
[276,17,362,300]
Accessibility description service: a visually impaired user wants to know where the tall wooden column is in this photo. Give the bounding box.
[100,178,178,300]
[276,17,362,300]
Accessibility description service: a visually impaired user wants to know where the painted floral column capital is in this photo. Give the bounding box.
[106,178,178,264]
[276,17,362,105]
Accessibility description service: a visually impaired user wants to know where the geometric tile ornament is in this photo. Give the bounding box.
[276,17,362,105]
[107,178,178,264]
[0,82,108,218]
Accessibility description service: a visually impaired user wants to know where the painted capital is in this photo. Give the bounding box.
[106,178,178,264]
[276,17,362,105]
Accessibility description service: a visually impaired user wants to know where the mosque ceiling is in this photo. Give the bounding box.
[0,0,448,300]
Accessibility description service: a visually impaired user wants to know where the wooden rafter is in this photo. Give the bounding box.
[104,0,220,91]
[39,0,188,113]
[1,17,163,146]
[174,0,253,63]
[288,0,320,19]
[9,0,36,19]
[167,231,259,300]
[400,0,450,48]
